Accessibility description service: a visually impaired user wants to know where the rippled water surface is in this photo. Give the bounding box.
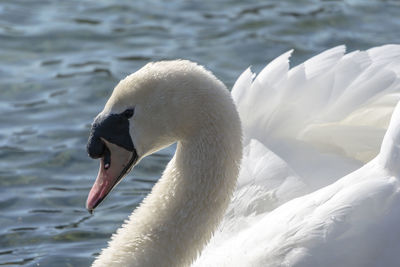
[1,0,400,266]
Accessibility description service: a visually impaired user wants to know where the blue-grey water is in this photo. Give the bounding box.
[1,0,400,266]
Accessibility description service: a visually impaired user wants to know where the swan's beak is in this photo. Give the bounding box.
[86,138,138,213]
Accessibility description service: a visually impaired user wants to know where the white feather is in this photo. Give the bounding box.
[195,45,400,266]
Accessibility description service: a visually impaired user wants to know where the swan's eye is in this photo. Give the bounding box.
[122,108,134,119]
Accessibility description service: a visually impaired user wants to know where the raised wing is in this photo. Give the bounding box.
[194,45,400,267]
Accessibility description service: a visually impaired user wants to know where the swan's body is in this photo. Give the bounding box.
[86,45,400,266]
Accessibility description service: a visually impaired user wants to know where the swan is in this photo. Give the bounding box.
[86,45,400,266]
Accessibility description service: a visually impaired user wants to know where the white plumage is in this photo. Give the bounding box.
[194,45,400,266]
[90,45,400,266]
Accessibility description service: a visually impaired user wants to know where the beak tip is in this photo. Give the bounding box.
[86,203,94,214]
[86,202,95,214]
[86,195,102,214]
[86,198,96,214]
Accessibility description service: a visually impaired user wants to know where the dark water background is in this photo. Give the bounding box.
[1,0,400,266]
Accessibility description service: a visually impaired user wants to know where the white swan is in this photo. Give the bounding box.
[86,45,400,266]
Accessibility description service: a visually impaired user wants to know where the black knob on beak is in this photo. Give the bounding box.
[87,134,105,159]
[86,112,135,159]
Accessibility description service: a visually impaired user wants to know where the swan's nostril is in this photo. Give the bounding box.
[103,146,111,169]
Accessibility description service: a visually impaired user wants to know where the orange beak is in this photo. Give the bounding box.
[86,138,137,213]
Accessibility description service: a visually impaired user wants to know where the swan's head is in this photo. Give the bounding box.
[86,60,236,212]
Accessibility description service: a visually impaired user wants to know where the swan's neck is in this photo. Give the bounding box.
[94,120,242,267]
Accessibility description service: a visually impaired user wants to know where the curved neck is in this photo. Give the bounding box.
[93,119,242,267]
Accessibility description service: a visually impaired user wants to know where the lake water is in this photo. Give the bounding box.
[1,0,400,266]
